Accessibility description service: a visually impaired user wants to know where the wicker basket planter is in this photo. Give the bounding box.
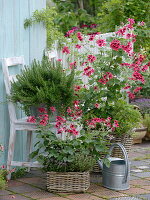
[111,134,133,159]
[47,171,90,193]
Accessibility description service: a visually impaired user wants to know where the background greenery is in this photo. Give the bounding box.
[25,0,150,54]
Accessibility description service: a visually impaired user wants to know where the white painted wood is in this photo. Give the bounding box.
[26,131,33,172]
[46,50,58,59]
[2,56,39,180]
[5,56,25,67]
[11,161,42,168]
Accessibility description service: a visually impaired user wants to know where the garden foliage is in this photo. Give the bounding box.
[10,56,75,115]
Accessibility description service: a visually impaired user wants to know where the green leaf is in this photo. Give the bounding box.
[29,149,39,159]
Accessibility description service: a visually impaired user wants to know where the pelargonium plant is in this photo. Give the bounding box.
[28,104,119,172]
[65,23,99,38]
[27,100,119,138]
[58,18,149,120]
[27,19,149,171]
[27,19,149,135]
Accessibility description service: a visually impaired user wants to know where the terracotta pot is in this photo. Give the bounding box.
[132,127,147,144]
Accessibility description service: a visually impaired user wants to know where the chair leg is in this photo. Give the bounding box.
[26,131,33,172]
[7,124,16,180]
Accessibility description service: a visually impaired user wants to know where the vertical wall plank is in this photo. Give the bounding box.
[0,0,46,165]
[29,0,46,63]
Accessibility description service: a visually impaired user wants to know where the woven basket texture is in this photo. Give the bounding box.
[112,135,133,158]
[47,171,90,193]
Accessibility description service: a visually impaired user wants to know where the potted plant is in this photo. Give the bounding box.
[55,18,149,167]
[130,98,150,142]
[109,100,142,156]
[9,56,75,116]
[29,111,112,193]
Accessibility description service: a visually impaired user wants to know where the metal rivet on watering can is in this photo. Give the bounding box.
[98,143,130,191]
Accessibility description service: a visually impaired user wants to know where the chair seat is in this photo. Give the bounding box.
[14,117,38,131]
[14,117,56,131]
[15,116,33,124]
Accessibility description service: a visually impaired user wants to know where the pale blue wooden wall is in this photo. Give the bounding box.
[0,0,46,165]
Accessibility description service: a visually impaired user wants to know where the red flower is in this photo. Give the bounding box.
[65,29,75,37]
[73,100,79,105]
[113,120,119,127]
[38,107,47,113]
[106,72,113,79]
[98,78,107,85]
[132,71,145,83]
[77,32,83,41]
[93,86,98,91]
[83,66,95,77]
[116,26,127,36]
[110,39,121,51]
[141,65,148,72]
[39,119,48,126]
[75,44,82,49]
[56,116,66,123]
[74,85,81,91]
[80,24,89,28]
[89,24,97,29]
[98,72,113,84]
[87,55,96,63]
[94,103,100,108]
[27,116,36,123]
[62,46,70,54]
[96,39,106,47]
[133,87,142,93]
[127,91,135,99]
[123,85,131,90]
[120,63,131,67]
[89,34,96,41]
[121,42,133,54]
[67,107,72,113]
[138,21,145,26]
[128,18,135,25]
[50,106,56,112]
[69,61,77,69]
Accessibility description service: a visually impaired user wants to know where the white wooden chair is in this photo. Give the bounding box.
[46,50,58,67]
[2,56,42,180]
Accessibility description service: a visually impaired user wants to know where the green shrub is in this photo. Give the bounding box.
[111,100,142,136]
[0,170,7,190]
[10,56,75,115]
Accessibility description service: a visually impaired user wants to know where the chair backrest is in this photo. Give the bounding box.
[46,50,58,67]
[2,56,25,122]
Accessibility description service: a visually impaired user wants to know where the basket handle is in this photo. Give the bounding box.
[106,143,129,183]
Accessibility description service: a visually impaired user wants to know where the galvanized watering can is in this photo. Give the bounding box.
[98,143,130,191]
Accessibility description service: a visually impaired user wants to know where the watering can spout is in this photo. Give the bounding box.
[98,159,103,170]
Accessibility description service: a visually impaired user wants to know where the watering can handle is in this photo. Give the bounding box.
[106,143,129,183]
